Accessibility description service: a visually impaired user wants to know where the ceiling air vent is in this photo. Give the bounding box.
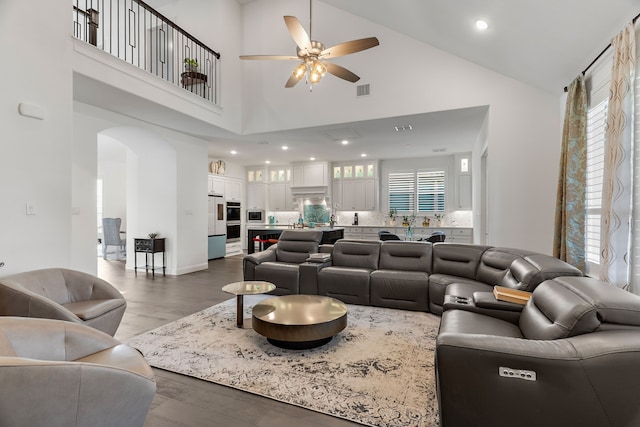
[357,84,370,97]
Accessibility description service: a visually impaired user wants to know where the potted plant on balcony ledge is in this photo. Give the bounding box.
[184,57,199,71]
[181,58,207,90]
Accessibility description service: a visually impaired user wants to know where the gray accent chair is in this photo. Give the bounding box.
[436,276,640,427]
[0,317,155,427]
[0,268,127,336]
[243,229,323,295]
[102,217,126,260]
[316,240,381,305]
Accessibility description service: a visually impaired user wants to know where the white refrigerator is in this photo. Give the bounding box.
[208,194,226,259]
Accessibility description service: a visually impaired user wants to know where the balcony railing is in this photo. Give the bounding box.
[73,0,220,104]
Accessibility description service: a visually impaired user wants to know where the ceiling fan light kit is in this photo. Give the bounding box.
[240,0,379,90]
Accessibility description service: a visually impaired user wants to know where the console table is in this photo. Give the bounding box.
[134,238,166,278]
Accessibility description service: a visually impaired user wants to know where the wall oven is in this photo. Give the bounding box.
[226,201,241,222]
[226,201,241,242]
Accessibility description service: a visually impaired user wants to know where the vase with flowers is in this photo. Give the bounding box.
[388,208,397,226]
[433,213,445,227]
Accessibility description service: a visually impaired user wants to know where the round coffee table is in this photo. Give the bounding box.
[222,281,276,328]
[252,295,348,349]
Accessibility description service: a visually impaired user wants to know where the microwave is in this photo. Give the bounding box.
[247,209,265,223]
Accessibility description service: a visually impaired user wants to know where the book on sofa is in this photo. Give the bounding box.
[493,286,531,305]
[307,253,331,262]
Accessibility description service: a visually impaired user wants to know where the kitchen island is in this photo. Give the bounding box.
[247,226,344,254]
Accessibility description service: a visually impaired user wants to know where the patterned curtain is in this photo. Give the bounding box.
[553,75,587,273]
[600,23,636,288]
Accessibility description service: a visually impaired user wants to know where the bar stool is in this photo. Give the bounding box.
[252,236,270,252]
[264,235,279,249]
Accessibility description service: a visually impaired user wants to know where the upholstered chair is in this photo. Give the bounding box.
[102,217,126,260]
[243,229,323,295]
[0,268,126,336]
[0,317,155,427]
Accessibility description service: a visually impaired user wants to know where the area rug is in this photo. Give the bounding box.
[127,295,441,427]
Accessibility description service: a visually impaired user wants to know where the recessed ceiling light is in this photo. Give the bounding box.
[230,150,237,155]
[265,160,271,164]
[361,153,367,157]
[475,19,488,30]
[341,140,349,145]
[282,145,288,150]
[394,125,413,132]
[310,157,316,161]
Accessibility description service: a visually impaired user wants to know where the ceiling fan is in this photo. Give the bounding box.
[239,0,379,89]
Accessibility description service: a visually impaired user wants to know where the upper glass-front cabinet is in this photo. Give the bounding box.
[268,167,291,183]
[332,162,378,180]
[247,167,264,182]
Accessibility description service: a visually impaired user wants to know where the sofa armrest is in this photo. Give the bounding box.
[243,247,277,280]
[299,261,332,294]
[474,291,525,312]
[436,330,640,427]
[0,285,80,322]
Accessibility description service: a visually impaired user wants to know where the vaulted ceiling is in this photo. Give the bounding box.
[95,0,640,165]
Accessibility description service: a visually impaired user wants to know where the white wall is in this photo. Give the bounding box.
[98,139,128,229]
[241,0,562,254]
[0,0,73,276]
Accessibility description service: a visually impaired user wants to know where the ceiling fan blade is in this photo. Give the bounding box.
[239,55,299,60]
[324,62,360,83]
[285,73,302,88]
[284,16,312,52]
[320,37,380,58]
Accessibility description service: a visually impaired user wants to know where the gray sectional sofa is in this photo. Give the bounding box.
[243,233,583,315]
[244,231,640,425]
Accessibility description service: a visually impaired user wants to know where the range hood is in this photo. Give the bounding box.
[290,185,328,199]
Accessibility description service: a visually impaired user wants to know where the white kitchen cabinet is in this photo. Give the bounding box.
[292,162,328,187]
[268,182,295,211]
[338,179,377,211]
[208,175,225,195]
[246,182,266,209]
[224,180,242,201]
[246,166,266,183]
[332,161,378,211]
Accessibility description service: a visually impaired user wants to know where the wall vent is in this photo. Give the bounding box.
[356,84,370,97]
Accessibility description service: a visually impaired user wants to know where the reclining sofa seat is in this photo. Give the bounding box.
[429,245,582,314]
[0,268,127,336]
[369,241,432,311]
[316,239,381,305]
[436,276,640,427]
[244,229,323,295]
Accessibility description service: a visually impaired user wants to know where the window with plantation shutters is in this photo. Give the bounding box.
[585,99,607,275]
[417,171,445,212]
[388,172,415,212]
[388,170,445,213]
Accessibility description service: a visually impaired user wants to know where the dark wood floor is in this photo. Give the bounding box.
[100,255,360,427]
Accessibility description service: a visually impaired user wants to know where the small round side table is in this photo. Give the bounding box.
[222,281,276,328]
